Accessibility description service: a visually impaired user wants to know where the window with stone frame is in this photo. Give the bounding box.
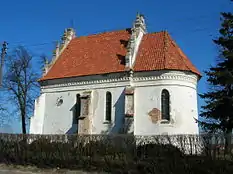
[105,91,112,122]
[125,88,134,117]
[80,95,90,118]
[161,89,170,121]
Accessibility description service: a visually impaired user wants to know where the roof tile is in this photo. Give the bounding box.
[40,29,200,81]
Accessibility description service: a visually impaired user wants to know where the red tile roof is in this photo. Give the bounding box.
[40,29,200,81]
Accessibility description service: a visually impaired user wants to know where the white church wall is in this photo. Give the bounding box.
[32,81,128,135]
[133,73,199,135]
[42,91,77,134]
[91,87,125,134]
[29,93,46,134]
[30,70,199,136]
[31,13,201,137]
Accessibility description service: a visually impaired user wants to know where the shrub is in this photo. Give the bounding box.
[0,134,233,173]
[136,143,184,159]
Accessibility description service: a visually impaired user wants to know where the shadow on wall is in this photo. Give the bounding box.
[66,90,128,135]
[66,104,78,134]
[101,90,125,134]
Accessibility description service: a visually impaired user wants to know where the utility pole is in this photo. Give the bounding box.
[0,41,8,87]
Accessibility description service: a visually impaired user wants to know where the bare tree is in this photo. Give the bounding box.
[2,46,40,134]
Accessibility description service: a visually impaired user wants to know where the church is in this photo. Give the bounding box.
[29,14,201,135]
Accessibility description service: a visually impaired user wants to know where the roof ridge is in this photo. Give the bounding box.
[74,30,165,40]
[75,28,132,39]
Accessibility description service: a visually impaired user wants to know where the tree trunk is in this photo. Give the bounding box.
[21,109,26,134]
[224,129,232,155]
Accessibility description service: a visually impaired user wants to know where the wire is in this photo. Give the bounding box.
[9,41,56,48]
[2,15,222,50]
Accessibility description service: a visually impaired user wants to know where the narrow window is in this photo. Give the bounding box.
[161,89,170,121]
[105,91,112,122]
[73,94,81,125]
[76,94,81,118]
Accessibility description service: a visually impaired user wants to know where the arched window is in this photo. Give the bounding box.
[105,91,112,122]
[161,89,170,121]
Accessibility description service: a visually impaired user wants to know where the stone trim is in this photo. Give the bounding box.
[125,87,134,95]
[103,121,112,124]
[41,81,131,93]
[125,113,134,117]
[41,71,197,90]
[41,77,130,89]
[40,72,129,87]
[125,87,135,117]
[133,74,197,85]
[125,13,146,69]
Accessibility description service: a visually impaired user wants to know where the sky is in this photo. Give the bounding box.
[0,0,232,133]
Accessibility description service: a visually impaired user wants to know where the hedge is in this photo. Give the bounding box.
[0,134,233,173]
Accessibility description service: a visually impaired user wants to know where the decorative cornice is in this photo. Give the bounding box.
[133,73,197,85]
[41,72,197,90]
[41,77,130,89]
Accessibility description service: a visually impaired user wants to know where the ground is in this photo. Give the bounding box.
[0,164,105,174]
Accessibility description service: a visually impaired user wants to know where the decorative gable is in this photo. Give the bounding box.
[125,13,147,69]
[43,28,76,76]
[39,14,201,82]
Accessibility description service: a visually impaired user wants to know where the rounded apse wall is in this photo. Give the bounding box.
[133,71,199,135]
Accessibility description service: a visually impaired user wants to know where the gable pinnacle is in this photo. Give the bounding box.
[133,13,147,34]
[44,28,76,76]
[125,13,147,70]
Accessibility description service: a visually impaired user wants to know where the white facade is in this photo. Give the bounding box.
[30,70,199,135]
[134,71,199,135]
[30,14,200,135]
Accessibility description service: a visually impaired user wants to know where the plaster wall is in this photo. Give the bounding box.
[133,78,198,135]
[30,82,126,135]
[30,71,199,136]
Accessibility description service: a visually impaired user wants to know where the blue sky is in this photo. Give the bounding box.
[0,0,232,133]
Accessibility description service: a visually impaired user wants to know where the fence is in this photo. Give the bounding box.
[0,133,233,173]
